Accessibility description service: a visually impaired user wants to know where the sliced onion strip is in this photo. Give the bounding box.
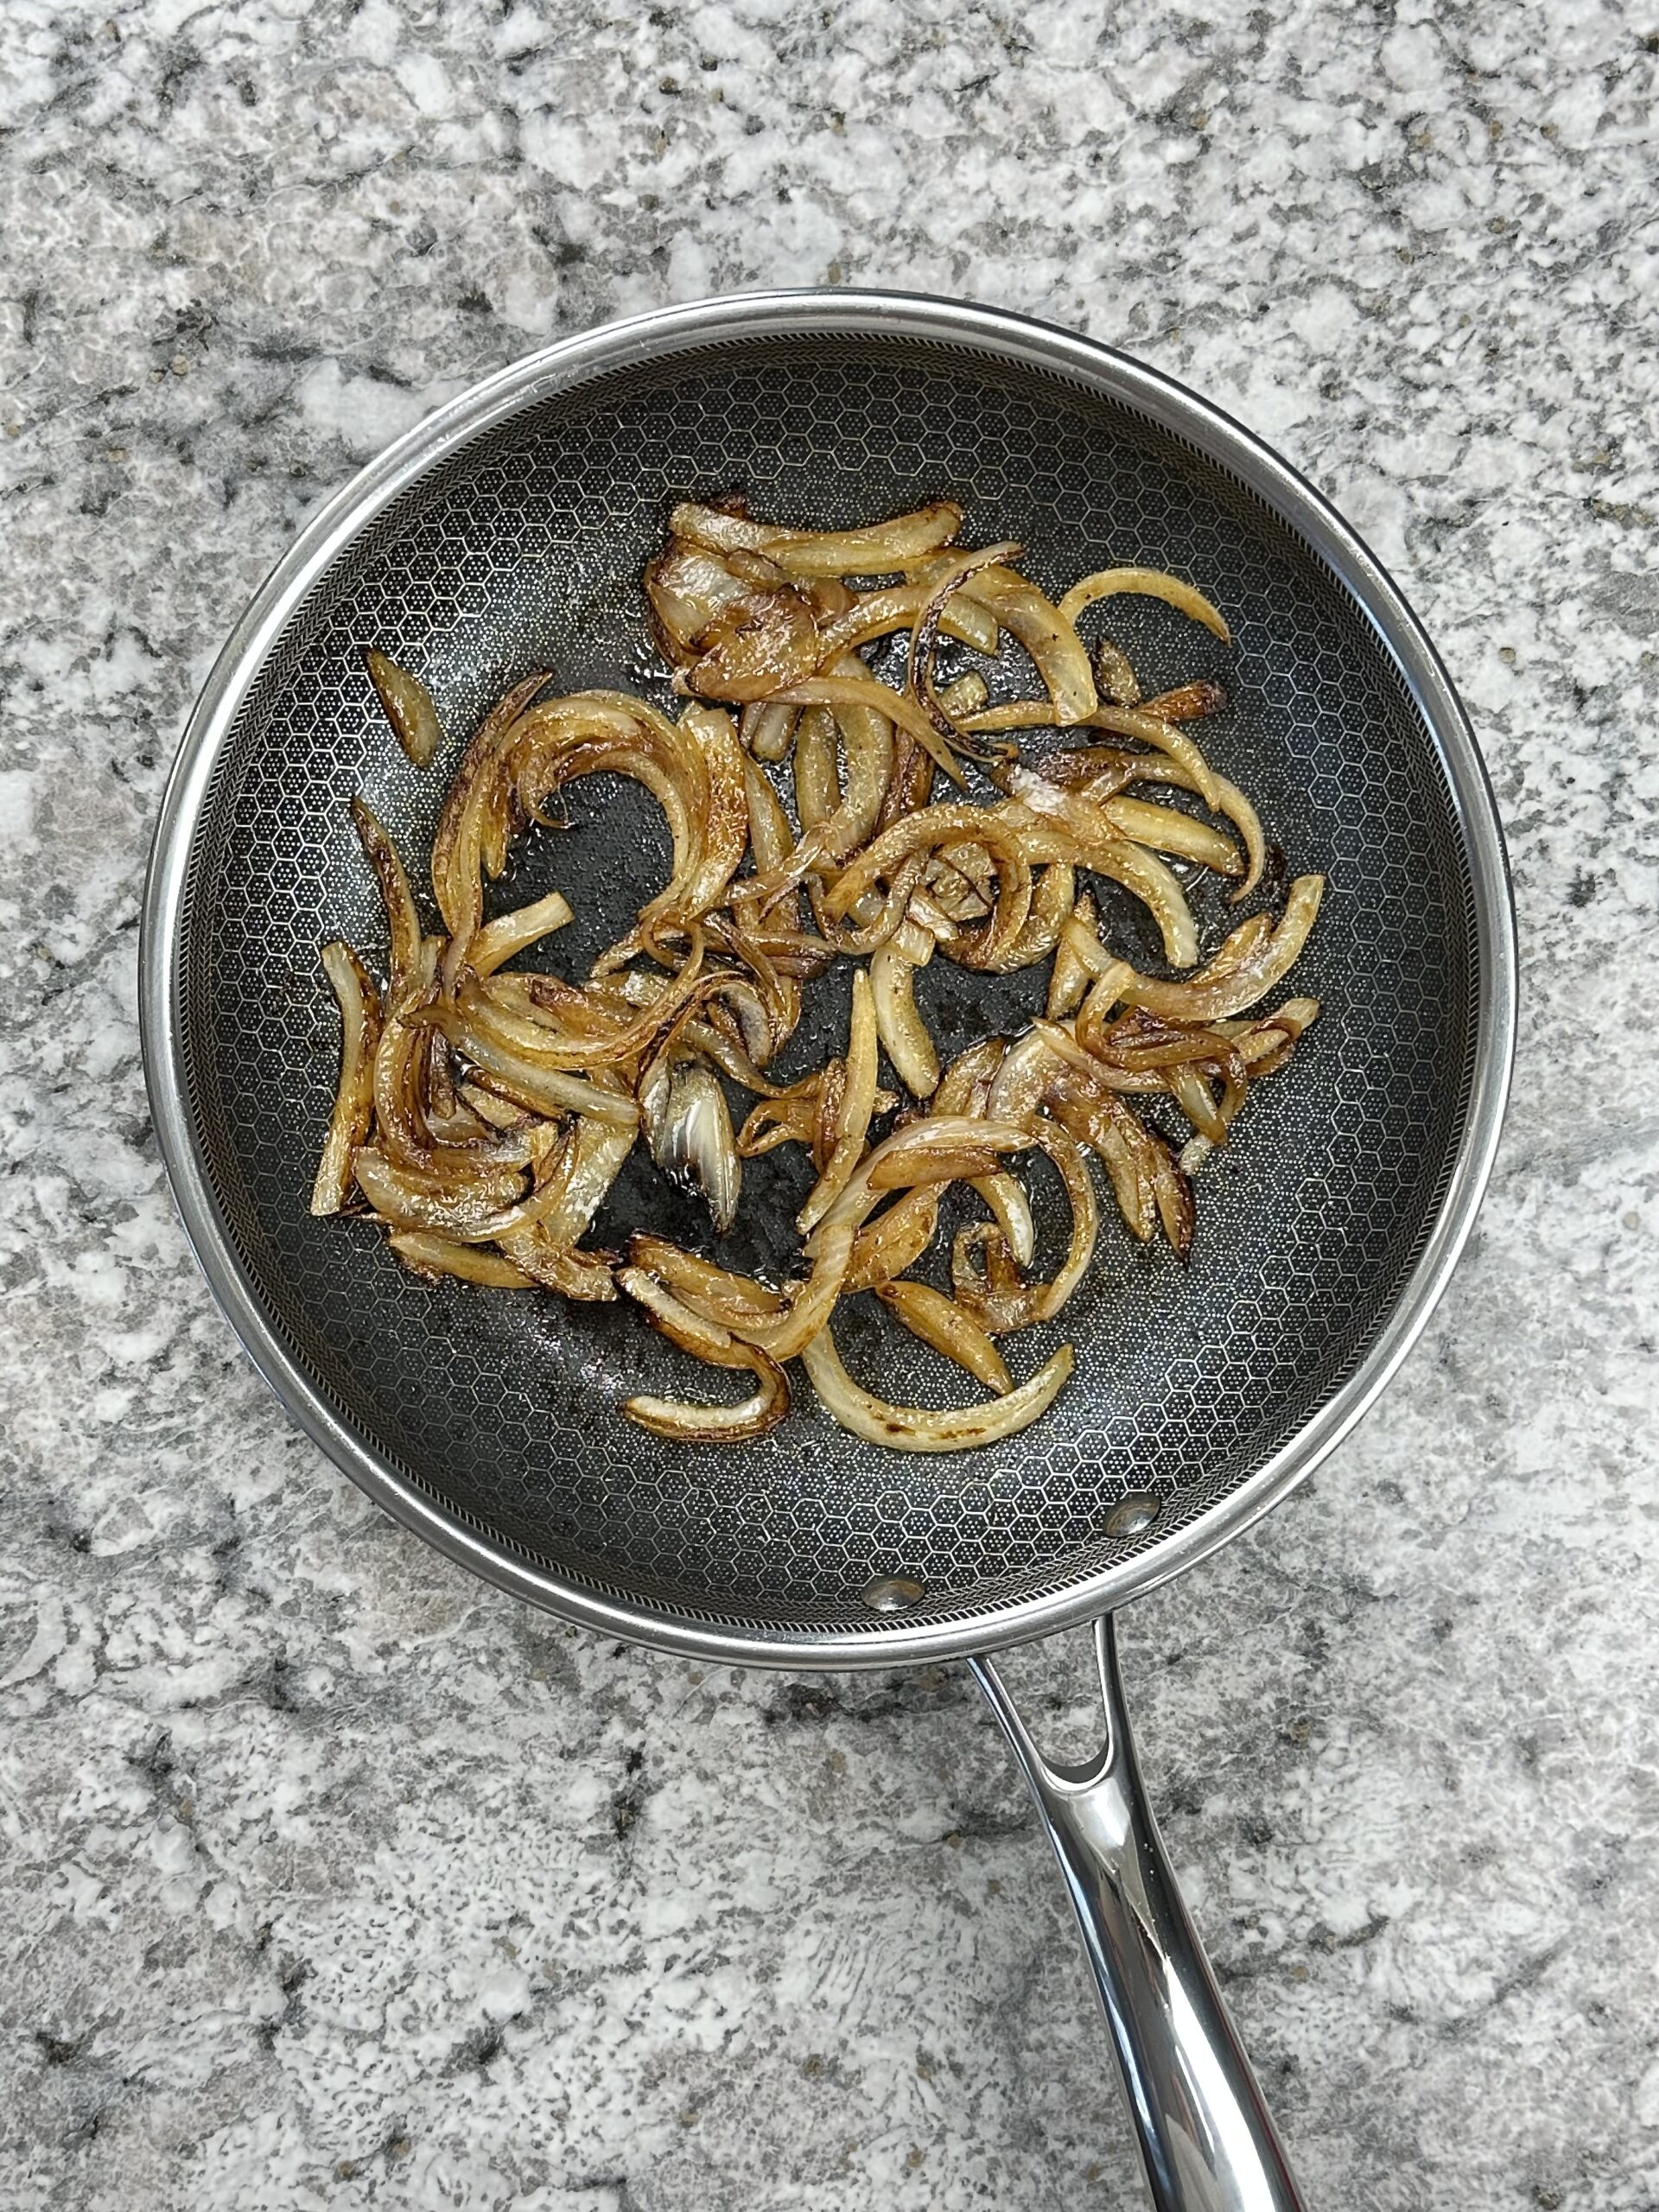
[1058,566,1232,643]
[870,937,941,1099]
[388,1231,537,1287]
[365,648,443,767]
[1122,877,1325,1021]
[798,968,880,1232]
[800,1325,1074,1452]
[877,1281,1014,1396]
[619,1267,791,1443]
[310,942,382,1216]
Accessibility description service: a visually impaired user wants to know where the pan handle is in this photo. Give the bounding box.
[970,1617,1306,2212]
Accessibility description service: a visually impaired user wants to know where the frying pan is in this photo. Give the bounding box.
[139,292,1516,2211]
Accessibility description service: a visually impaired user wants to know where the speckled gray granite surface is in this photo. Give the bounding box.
[3,3,1656,2208]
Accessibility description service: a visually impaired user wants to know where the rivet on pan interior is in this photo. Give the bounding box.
[861,1574,925,1614]
[1105,1493,1160,1538]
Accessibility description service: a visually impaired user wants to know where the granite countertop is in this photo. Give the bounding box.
[3,3,1656,2208]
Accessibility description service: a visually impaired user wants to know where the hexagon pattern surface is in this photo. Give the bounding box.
[179,334,1478,1640]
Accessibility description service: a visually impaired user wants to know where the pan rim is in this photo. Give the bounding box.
[139,288,1517,1669]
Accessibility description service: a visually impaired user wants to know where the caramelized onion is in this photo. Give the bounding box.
[870,936,941,1099]
[963,565,1096,725]
[310,942,382,1216]
[877,1281,1014,1395]
[389,1231,537,1287]
[845,1187,941,1293]
[470,891,575,978]
[1057,566,1231,643]
[1122,877,1325,1021]
[994,772,1199,967]
[318,499,1324,1454]
[365,648,443,768]
[817,579,1000,661]
[800,1325,1075,1452]
[619,1268,791,1442]
[798,969,880,1232]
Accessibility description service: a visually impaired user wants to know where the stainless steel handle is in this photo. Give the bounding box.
[970,1618,1306,2212]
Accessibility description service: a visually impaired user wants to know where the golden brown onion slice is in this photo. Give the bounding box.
[738,753,796,883]
[932,1034,1009,1117]
[687,575,823,703]
[991,775,1199,968]
[1104,759,1263,902]
[870,935,940,1098]
[494,1228,617,1302]
[815,1115,1036,1239]
[310,942,382,1216]
[877,1281,1013,1395]
[505,693,748,944]
[365,648,443,767]
[388,1231,537,1287]
[1043,1077,1159,1243]
[798,969,880,1232]
[1121,877,1325,1021]
[765,501,963,576]
[459,962,718,1073]
[353,1148,547,1243]
[984,1027,1065,1123]
[663,502,793,556]
[824,805,1037,974]
[948,858,1074,976]
[1047,892,1105,1019]
[969,1168,1035,1267]
[1040,747,1265,904]
[844,1187,942,1292]
[626,1233,783,1319]
[964,702,1224,813]
[1019,1120,1098,1325]
[1096,796,1243,877]
[933,671,990,721]
[741,700,799,763]
[668,499,963,574]
[644,540,757,651]
[349,798,423,1007]
[814,659,895,859]
[960,564,1096,725]
[816,580,1000,661]
[427,671,549,938]
[1058,566,1231,642]
[951,1222,1032,1332]
[800,1325,1074,1452]
[737,1074,824,1160]
[493,1114,635,1299]
[469,891,575,978]
[1166,1063,1228,1145]
[793,702,842,831]
[619,1268,790,1442]
[907,543,1024,748]
[772,672,967,790]
[1224,996,1321,1075]
[429,1007,640,1127]
[370,939,445,1168]
[671,1224,855,1362]
[868,1144,1003,1190]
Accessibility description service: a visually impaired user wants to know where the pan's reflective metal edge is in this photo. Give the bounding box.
[140,289,1517,1670]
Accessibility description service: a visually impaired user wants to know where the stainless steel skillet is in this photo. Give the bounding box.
[140,292,1516,2211]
